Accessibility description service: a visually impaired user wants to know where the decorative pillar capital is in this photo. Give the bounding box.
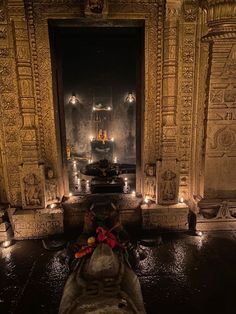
[201,0,236,40]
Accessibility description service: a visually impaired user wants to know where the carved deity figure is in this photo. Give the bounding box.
[24,173,42,206]
[145,163,156,177]
[88,0,104,14]
[45,168,58,202]
[161,170,176,201]
[145,177,156,199]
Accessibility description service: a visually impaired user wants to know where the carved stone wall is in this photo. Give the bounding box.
[0,0,23,205]
[204,41,236,198]
[201,0,236,199]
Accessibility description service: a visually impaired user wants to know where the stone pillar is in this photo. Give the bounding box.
[142,0,189,231]
[7,0,46,209]
[157,0,181,206]
[198,0,236,230]
[0,0,23,205]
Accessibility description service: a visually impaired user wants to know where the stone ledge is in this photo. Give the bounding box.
[197,217,236,231]
[141,203,189,231]
[11,208,64,240]
[63,194,143,231]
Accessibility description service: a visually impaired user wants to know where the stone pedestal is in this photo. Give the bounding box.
[63,194,143,232]
[0,222,13,242]
[12,208,64,240]
[197,198,236,231]
[142,203,189,231]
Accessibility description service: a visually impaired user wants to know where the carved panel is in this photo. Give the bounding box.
[20,163,45,209]
[144,163,156,200]
[178,1,199,200]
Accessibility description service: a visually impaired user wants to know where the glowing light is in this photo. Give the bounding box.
[144,197,149,204]
[180,197,184,203]
[1,240,12,248]
[50,203,56,209]
[132,190,136,197]
[86,180,89,184]
[89,136,93,142]
[107,106,111,111]
[69,192,72,197]
[124,177,128,181]
[111,137,114,142]
[69,94,79,105]
[125,92,136,103]
[92,106,96,111]
[197,231,203,237]
[113,156,117,163]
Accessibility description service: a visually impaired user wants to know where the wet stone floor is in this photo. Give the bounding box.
[1,231,236,314]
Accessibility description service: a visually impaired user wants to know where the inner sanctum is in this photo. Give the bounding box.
[50,25,142,195]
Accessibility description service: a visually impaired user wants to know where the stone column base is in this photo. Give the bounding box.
[11,208,64,240]
[141,203,189,231]
[0,222,13,242]
[62,194,142,232]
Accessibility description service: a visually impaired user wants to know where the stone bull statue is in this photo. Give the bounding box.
[59,242,146,314]
[59,200,146,313]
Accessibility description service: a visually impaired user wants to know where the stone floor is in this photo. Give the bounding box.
[1,231,236,314]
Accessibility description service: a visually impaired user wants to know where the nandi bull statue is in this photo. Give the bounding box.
[59,201,146,314]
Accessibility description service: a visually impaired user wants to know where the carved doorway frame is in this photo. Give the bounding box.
[26,0,164,196]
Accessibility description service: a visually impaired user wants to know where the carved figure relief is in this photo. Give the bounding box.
[145,163,156,177]
[216,201,233,219]
[45,168,58,203]
[89,0,104,13]
[160,170,176,201]
[85,0,108,15]
[23,173,42,206]
[145,177,156,199]
[144,163,156,200]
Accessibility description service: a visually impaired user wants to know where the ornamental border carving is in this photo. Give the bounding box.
[178,1,199,200]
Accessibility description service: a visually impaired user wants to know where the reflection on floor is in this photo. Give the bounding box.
[1,231,236,314]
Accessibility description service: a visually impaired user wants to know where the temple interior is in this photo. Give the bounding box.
[1,1,236,313]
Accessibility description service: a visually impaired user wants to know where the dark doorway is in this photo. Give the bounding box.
[50,23,143,195]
